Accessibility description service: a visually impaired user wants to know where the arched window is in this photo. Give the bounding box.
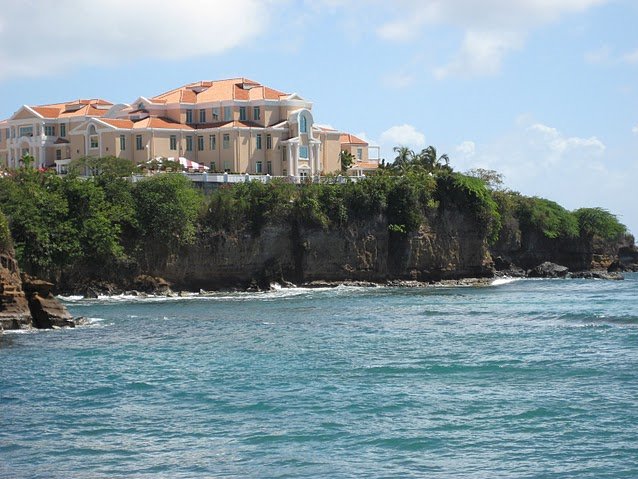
[88,125,98,149]
[299,114,307,133]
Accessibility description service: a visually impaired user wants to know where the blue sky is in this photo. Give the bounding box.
[1,0,637,234]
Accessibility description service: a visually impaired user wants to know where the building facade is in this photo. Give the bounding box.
[0,78,378,177]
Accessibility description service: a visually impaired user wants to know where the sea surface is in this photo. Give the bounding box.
[1,274,638,478]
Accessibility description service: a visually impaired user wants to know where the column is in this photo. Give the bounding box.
[287,143,293,177]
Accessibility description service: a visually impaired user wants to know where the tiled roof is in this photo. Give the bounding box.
[151,78,289,105]
[193,120,262,129]
[340,133,368,145]
[100,118,135,129]
[29,99,113,119]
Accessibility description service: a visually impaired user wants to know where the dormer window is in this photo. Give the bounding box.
[299,114,307,133]
[138,102,144,110]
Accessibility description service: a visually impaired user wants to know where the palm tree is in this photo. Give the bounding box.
[392,146,414,172]
[415,146,450,172]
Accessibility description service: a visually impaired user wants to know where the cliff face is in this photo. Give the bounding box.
[1,223,76,332]
[147,206,493,290]
[490,218,623,272]
[0,251,32,330]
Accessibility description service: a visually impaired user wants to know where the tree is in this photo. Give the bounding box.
[415,146,450,172]
[339,150,355,172]
[392,146,414,172]
[465,168,504,191]
[132,174,202,268]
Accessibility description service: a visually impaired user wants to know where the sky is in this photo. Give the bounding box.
[1,0,636,234]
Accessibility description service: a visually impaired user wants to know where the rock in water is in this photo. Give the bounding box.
[21,276,76,329]
[527,261,569,278]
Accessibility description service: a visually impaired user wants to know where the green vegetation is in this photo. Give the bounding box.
[574,207,626,240]
[0,210,11,253]
[0,150,628,281]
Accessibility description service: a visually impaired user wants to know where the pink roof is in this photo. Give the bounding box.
[150,78,289,105]
[340,133,368,145]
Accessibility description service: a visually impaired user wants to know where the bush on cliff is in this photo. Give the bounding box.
[574,207,626,240]
[132,174,202,257]
[435,173,501,242]
[515,196,579,240]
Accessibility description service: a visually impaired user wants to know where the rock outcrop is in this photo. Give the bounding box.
[0,252,32,331]
[527,261,569,278]
[1,242,79,332]
[21,276,77,328]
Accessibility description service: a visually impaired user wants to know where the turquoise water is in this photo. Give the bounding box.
[2,274,638,478]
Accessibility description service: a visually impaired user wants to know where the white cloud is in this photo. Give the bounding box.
[622,48,638,64]
[633,125,638,135]
[452,117,638,234]
[455,140,476,158]
[434,30,523,79]
[379,124,426,151]
[376,0,608,78]
[0,0,277,80]
[584,45,611,65]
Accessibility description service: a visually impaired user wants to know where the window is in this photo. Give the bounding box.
[256,134,262,150]
[138,102,144,110]
[19,126,33,137]
[197,135,204,151]
[239,107,247,121]
[212,107,220,121]
[357,148,363,160]
[199,110,206,123]
[89,125,98,149]
[223,106,232,121]
[5,129,9,140]
[253,106,260,121]
[44,125,55,136]
[170,135,177,150]
[266,134,272,149]
[299,145,308,158]
[299,114,307,133]
[211,161,216,171]
[256,161,262,174]
[223,160,230,172]
[209,134,216,150]
[56,149,61,162]
[60,124,66,137]
[186,109,193,123]
[223,133,230,149]
[120,135,126,151]
[186,136,193,152]
[267,161,272,175]
[136,135,143,150]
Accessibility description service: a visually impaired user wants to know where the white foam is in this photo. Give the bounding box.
[491,277,520,286]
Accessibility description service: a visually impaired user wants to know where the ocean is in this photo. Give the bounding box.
[1,274,637,478]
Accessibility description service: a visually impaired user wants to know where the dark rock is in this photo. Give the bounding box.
[28,293,75,328]
[132,275,171,294]
[569,271,624,280]
[527,261,569,278]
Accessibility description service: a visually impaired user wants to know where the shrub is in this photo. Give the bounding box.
[516,196,579,239]
[573,207,626,240]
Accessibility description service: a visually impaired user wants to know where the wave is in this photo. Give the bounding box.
[491,277,522,286]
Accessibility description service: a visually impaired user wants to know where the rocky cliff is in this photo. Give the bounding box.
[142,206,493,291]
[0,215,77,332]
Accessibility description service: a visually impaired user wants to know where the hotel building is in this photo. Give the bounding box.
[0,78,378,178]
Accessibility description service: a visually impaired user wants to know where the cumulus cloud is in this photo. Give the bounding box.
[455,140,476,158]
[379,124,426,152]
[0,0,277,80]
[633,125,638,135]
[452,117,638,233]
[375,0,608,77]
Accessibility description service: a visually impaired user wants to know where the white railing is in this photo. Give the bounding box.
[131,172,363,184]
